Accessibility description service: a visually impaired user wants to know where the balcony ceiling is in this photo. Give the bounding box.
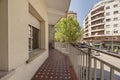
[45,0,71,25]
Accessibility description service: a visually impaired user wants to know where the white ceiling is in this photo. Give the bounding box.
[45,0,71,25]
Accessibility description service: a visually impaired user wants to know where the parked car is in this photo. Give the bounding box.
[72,43,88,48]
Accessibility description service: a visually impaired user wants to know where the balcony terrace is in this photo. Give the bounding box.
[31,42,120,80]
[91,11,104,18]
[31,49,77,80]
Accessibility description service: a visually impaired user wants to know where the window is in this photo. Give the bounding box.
[113,4,118,8]
[95,33,98,35]
[114,30,118,34]
[113,37,117,40]
[106,25,110,28]
[114,11,119,14]
[114,24,118,27]
[106,6,110,9]
[113,17,118,21]
[106,19,111,22]
[105,37,109,40]
[29,25,39,51]
[95,37,100,40]
[106,12,110,16]
[106,31,110,34]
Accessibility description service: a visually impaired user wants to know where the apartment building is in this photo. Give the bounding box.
[68,11,77,19]
[83,0,120,48]
[0,0,70,80]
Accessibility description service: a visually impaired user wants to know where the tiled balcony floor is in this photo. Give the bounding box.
[31,49,77,80]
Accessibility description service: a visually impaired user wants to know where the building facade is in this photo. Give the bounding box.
[0,0,70,80]
[68,11,77,19]
[83,0,120,48]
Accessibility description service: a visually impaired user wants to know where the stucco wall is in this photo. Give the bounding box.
[8,0,29,71]
[1,0,49,80]
[8,51,48,80]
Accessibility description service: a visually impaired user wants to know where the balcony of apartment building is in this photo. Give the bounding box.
[91,6,104,17]
[0,0,76,80]
[91,31,104,37]
[104,36,120,42]
[85,24,89,29]
[85,29,89,33]
[91,13,104,22]
[85,16,88,22]
[1,0,120,80]
[85,21,89,26]
[91,19,104,27]
[90,37,104,42]
[53,42,120,80]
[91,25,104,32]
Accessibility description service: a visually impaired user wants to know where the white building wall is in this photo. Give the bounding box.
[88,13,92,37]
[105,0,120,36]
[83,0,120,38]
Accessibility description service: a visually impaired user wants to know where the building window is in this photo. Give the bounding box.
[113,11,119,14]
[113,17,118,21]
[106,31,110,34]
[95,37,100,40]
[105,37,109,40]
[106,12,110,16]
[114,30,118,34]
[106,25,110,28]
[106,19,111,22]
[113,37,117,40]
[114,24,118,27]
[106,6,110,9]
[113,4,118,8]
[29,25,39,51]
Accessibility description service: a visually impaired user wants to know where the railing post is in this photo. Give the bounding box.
[88,47,92,80]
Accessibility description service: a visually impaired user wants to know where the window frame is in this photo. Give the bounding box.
[113,17,118,21]
[113,11,119,14]
[106,6,110,9]
[113,4,118,8]
[28,24,40,52]
[106,18,111,22]
[113,24,118,27]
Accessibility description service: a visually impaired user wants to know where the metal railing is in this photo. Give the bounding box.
[55,42,120,80]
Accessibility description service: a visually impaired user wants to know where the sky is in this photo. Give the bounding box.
[69,0,101,26]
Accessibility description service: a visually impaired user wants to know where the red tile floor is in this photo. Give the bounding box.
[31,49,77,80]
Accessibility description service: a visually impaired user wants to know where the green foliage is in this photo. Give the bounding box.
[55,16,84,43]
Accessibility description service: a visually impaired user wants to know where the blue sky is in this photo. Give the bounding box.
[69,0,100,26]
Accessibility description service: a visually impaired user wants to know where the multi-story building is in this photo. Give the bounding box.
[83,0,120,48]
[68,11,77,19]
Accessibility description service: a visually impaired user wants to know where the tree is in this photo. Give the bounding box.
[55,16,84,43]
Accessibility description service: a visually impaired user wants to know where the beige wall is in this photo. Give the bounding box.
[8,0,29,71]
[0,0,49,80]
[0,0,8,70]
[8,51,48,80]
